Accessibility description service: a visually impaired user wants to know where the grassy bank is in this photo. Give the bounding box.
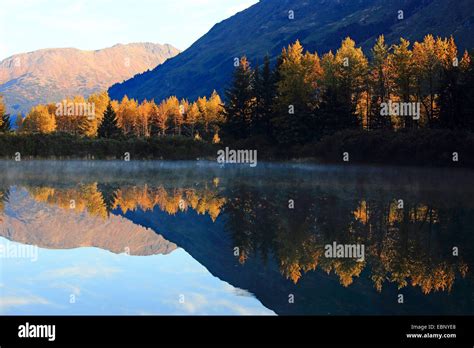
[0,130,473,167]
[0,133,218,160]
[228,129,474,168]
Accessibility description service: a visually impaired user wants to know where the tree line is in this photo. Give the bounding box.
[224,35,474,145]
[1,91,224,142]
[1,34,473,149]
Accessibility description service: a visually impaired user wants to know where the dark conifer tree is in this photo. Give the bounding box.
[253,55,276,138]
[0,113,12,132]
[223,57,255,139]
[98,103,121,138]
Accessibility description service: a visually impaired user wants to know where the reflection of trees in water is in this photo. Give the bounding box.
[225,184,471,294]
[24,181,226,221]
[13,177,473,295]
[27,184,109,219]
[113,185,225,221]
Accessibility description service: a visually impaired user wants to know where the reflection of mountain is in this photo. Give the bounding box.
[0,188,176,256]
[121,202,473,315]
[1,161,473,315]
[115,173,473,315]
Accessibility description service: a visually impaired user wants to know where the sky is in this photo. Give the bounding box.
[0,237,274,315]
[0,0,259,60]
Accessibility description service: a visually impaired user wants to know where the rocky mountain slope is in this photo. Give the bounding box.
[0,43,180,114]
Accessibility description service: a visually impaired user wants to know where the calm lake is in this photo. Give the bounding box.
[0,161,473,315]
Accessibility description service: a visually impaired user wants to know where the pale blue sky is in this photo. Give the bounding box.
[0,237,275,315]
[0,0,258,60]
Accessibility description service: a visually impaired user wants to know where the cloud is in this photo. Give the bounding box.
[41,265,120,279]
[0,295,49,311]
[173,292,275,315]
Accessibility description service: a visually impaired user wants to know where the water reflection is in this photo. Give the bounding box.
[0,161,473,315]
[25,183,226,221]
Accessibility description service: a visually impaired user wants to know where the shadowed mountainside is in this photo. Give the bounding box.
[109,0,474,103]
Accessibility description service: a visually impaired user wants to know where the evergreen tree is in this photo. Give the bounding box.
[97,183,119,217]
[253,55,276,138]
[0,113,12,132]
[223,57,255,139]
[98,103,121,138]
[439,50,474,130]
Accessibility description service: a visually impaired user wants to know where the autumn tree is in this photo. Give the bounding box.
[179,98,190,136]
[0,95,5,129]
[54,96,86,135]
[206,90,224,136]
[22,105,57,133]
[185,102,201,137]
[117,96,138,135]
[333,37,367,129]
[412,35,445,127]
[150,100,167,136]
[369,35,392,130]
[83,91,110,137]
[272,41,323,144]
[195,96,208,136]
[318,50,357,135]
[164,96,182,135]
[136,99,152,137]
[389,38,415,128]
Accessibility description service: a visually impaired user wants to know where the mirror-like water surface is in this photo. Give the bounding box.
[0,161,473,315]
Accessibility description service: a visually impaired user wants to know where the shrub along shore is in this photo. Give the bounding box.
[0,129,472,168]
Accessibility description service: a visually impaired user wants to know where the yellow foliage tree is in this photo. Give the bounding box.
[22,105,57,133]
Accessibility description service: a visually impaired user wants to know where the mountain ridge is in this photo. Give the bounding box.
[0,42,180,114]
[108,0,474,103]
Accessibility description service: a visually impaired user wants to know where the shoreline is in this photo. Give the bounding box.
[0,128,473,168]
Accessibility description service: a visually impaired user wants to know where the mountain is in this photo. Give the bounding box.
[109,0,474,103]
[0,43,180,114]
